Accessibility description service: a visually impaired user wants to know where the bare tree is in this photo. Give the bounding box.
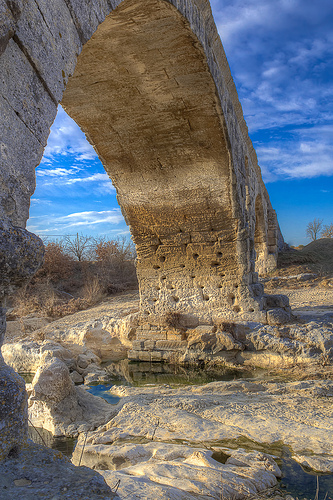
[322,223,333,238]
[63,233,92,261]
[306,218,323,241]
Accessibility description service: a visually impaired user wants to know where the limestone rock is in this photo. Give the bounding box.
[267,308,291,325]
[103,379,333,466]
[2,341,77,372]
[28,358,116,436]
[2,341,42,372]
[0,441,115,499]
[83,364,111,384]
[70,370,84,384]
[0,223,44,293]
[0,360,27,460]
[73,440,280,500]
[292,454,333,473]
[225,448,281,477]
[264,294,290,309]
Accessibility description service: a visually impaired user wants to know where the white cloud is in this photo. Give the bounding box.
[66,173,110,184]
[35,164,116,193]
[257,127,333,181]
[27,209,124,234]
[41,106,98,163]
[210,0,333,166]
[62,210,123,226]
[36,167,80,177]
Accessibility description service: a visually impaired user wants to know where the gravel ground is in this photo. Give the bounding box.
[275,287,333,310]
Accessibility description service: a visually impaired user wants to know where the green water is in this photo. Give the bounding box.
[102,359,262,387]
[19,372,35,383]
[28,426,76,457]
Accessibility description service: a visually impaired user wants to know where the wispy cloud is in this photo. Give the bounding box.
[210,0,333,183]
[36,159,115,195]
[27,209,124,234]
[257,124,333,181]
[36,167,81,178]
[65,173,110,185]
[41,106,98,163]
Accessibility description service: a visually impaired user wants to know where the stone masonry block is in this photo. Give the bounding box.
[143,340,156,350]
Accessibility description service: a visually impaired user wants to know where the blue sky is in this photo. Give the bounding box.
[27,0,333,246]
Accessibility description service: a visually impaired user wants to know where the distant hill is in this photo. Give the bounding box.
[278,238,333,273]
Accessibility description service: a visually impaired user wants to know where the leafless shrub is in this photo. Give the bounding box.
[38,241,75,282]
[92,236,137,293]
[63,233,93,261]
[82,276,104,306]
[306,218,323,241]
[10,235,138,319]
[321,223,333,238]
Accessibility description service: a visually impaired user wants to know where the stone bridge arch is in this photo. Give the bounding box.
[0,0,282,328]
[0,0,290,459]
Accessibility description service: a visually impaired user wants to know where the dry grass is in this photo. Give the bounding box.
[82,276,104,306]
[163,311,183,329]
[278,238,333,275]
[9,236,138,320]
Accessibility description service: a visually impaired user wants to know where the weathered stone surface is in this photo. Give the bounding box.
[0,0,289,459]
[28,357,116,436]
[100,446,280,500]
[62,378,332,498]
[2,341,76,372]
[267,308,291,325]
[0,441,115,499]
[293,454,333,473]
[1,0,285,323]
[0,358,27,461]
[91,379,333,462]
[0,0,20,57]
[72,438,281,499]
[0,223,44,295]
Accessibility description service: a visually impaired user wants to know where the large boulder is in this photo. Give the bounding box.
[28,357,116,436]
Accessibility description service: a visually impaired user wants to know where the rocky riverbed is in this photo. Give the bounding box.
[27,368,333,499]
[2,284,333,499]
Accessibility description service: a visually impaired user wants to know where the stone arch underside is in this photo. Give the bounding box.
[61,0,261,325]
[0,0,291,460]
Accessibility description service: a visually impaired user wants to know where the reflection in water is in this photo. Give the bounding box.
[102,359,260,387]
[28,426,76,457]
[86,383,120,404]
[279,447,333,500]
